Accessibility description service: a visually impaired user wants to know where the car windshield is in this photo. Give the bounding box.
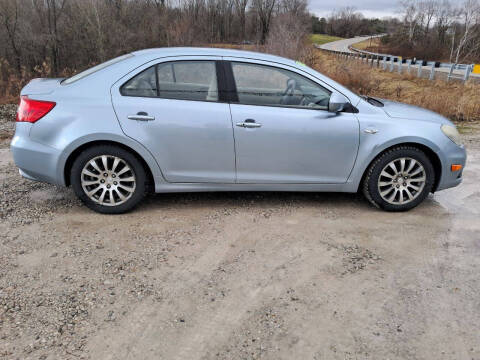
[62,53,133,85]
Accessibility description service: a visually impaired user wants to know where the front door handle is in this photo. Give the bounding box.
[236,119,262,128]
[127,112,155,121]
[364,128,378,134]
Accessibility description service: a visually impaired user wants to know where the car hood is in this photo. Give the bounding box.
[378,98,452,125]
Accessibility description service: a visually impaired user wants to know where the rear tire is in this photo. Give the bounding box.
[71,145,146,214]
[362,146,435,211]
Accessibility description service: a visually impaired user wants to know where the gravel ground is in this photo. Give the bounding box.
[1,104,480,360]
[0,104,16,146]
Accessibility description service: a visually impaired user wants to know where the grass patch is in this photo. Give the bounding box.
[310,34,343,46]
[457,123,476,134]
[351,37,381,51]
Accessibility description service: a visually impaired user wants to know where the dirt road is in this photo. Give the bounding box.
[1,105,479,359]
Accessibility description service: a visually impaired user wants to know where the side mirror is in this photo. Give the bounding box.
[328,92,350,113]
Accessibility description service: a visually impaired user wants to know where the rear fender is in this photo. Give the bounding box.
[57,133,166,186]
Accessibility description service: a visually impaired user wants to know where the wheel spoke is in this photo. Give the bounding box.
[114,189,126,202]
[82,169,99,178]
[380,171,394,179]
[83,180,100,186]
[410,176,426,182]
[119,176,135,182]
[406,159,417,174]
[108,189,115,204]
[399,190,404,203]
[400,158,405,173]
[379,181,393,187]
[101,155,109,171]
[112,158,121,172]
[118,184,135,193]
[86,185,101,196]
[89,160,102,173]
[98,188,107,203]
[117,166,130,176]
[387,189,398,202]
[380,188,394,197]
[388,162,398,174]
[408,184,420,191]
[410,167,424,176]
[404,188,414,200]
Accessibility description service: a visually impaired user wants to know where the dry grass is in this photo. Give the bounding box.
[310,50,480,122]
[351,37,382,51]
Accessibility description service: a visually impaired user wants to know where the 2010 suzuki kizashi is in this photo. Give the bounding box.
[11,48,466,213]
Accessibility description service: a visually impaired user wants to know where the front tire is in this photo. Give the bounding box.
[362,146,435,211]
[71,145,146,214]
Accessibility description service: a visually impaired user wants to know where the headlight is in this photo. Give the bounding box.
[441,124,462,146]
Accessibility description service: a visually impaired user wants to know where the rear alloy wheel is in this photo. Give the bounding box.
[363,146,435,211]
[71,145,146,214]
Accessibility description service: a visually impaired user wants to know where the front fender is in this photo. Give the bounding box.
[347,133,445,192]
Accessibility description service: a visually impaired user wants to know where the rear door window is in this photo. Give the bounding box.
[121,61,219,102]
[157,61,218,101]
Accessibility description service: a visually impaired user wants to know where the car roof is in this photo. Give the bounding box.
[60,46,363,107]
[132,47,298,67]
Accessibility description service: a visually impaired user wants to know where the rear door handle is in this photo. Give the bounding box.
[127,112,155,121]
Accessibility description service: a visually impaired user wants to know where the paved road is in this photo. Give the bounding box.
[319,35,374,53]
[320,36,479,80]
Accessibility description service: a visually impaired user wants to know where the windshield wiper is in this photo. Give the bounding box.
[362,96,384,107]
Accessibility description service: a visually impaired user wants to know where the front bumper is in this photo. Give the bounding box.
[10,123,64,186]
[436,142,466,191]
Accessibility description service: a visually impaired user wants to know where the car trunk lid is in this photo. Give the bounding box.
[20,78,65,96]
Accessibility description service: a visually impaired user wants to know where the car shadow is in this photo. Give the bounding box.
[141,191,373,211]
[139,191,447,214]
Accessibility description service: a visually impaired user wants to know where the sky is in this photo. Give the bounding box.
[309,0,401,19]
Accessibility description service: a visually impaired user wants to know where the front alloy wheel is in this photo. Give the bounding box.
[71,145,146,214]
[363,146,435,211]
[377,157,426,205]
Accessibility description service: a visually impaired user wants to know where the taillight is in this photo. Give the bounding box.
[16,96,56,123]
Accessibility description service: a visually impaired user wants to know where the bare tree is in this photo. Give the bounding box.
[252,0,276,44]
[453,0,480,62]
[234,0,249,40]
[400,0,421,43]
[0,0,21,72]
[419,0,436,37]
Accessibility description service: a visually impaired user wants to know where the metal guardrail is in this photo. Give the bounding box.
[314,39,479,83]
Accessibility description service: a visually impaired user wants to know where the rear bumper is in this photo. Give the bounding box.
[436,143,466,191]
[10,123,64,186]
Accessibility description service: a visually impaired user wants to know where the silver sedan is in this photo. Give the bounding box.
[11,48,466,213]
